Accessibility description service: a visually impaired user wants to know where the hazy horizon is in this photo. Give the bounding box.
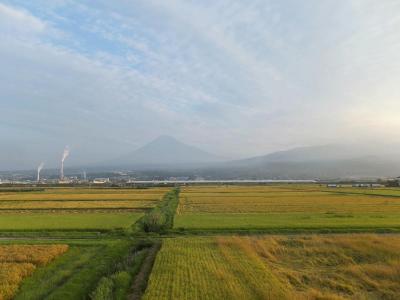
[1,0,400,170]
[2,134,400,173]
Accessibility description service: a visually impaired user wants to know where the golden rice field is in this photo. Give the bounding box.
[0,245,68,300]
[0,187,167,211]
[0,200,156,210]
[174,185,400,231]
[178,185,400,213]
[0,191,166,201]
[143,235,400,300]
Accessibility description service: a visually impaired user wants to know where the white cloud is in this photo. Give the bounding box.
[0,3,46,35]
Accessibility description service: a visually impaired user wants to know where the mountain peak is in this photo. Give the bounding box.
[148,135,181,145]
[112,135,222,167]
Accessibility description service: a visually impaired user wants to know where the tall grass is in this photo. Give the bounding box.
[139,188,180,233]
[90,240,154,300]
[14,241,139,300]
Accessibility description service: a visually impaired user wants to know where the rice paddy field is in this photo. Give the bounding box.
[0,187,168,232]
[143,234,400,300]
[0,212,143,231]
[175,185,400,231]
[0,188,168,210]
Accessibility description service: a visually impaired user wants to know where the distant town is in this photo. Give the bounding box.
[1,169,399,188]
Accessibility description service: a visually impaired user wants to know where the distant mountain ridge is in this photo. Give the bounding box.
[217,144,400,179]
[229,144,369,165]
[101,138,400,179]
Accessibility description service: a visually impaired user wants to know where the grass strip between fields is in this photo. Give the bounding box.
[136,188,180,233]
[14,239,156,300]
[127,241,161,300]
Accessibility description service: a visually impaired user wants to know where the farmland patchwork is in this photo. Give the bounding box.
[2,185,400,299]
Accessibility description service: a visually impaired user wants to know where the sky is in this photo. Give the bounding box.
[1,0,400,170]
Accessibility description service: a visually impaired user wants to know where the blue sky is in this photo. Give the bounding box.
[1,0,400,169]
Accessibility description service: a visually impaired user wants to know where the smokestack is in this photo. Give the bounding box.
[60,146,70,180]
[37,162,44,182]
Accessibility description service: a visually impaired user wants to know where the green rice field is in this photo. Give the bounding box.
[0,212,142,231]
[175,185,400,231]
[0,187,167,232]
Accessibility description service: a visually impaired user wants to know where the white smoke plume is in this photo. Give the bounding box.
[37,162,44,182]
[60,146,70,180]
[62,146,70,163]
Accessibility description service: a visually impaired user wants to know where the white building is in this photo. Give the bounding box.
[92,178,110,184]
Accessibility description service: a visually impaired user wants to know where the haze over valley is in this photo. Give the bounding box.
[2,135,400,180]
